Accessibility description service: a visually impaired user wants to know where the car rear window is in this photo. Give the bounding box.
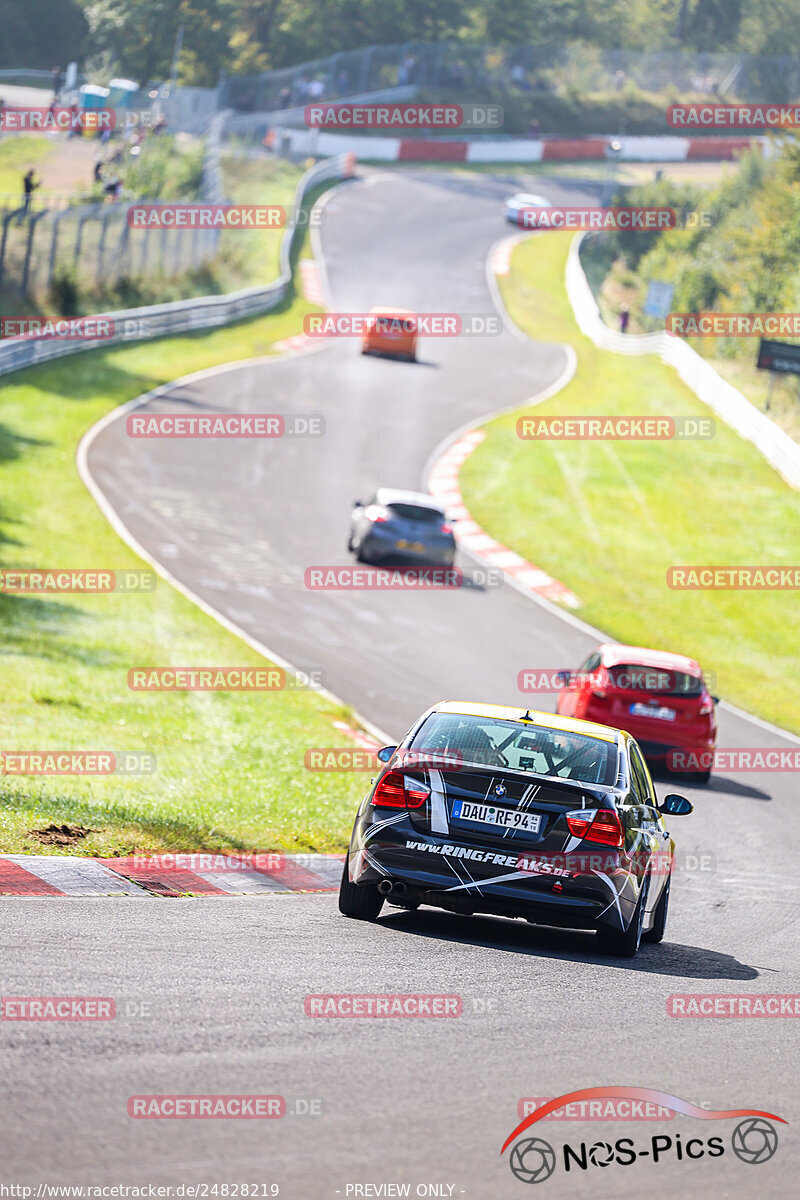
[409,713,617,786]
[607,665,703,696]
[388,504,444,523]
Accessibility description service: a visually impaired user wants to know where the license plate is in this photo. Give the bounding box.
[396,540,426,552]
[452,800,541,833]
[630,702,676,721]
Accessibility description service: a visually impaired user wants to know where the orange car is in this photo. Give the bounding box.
[361,307,417,361]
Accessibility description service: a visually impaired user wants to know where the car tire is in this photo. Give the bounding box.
[346,534,355,553]
[338,856,384,921]
[694,770,711,785]
[643,877,669,944]
[596,876,649,958]
[355,541,371,564]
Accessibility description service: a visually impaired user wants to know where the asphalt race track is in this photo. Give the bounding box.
[3,170,798,1196]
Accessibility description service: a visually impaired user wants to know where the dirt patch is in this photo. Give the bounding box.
[28,823,93,846]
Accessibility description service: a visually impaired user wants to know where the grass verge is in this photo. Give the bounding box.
[459,231,800,734]
[0,240,368,857]
[0,136,56,196]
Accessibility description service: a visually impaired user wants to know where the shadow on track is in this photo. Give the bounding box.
[379,907,759,980]
[649,764,772,802]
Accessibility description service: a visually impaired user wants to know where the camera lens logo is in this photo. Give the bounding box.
[588,1141,614,1167]
[509,1137,556,1184]
[731,1118,778,1164]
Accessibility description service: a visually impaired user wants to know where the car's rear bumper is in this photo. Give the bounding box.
[350,819,641,931]
[362,530,456,566]
[582,706,715,762]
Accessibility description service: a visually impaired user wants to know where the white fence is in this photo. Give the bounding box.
[566,233,800,492]
[0,150,353,378]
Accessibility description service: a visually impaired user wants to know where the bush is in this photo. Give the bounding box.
[49,266,80,316]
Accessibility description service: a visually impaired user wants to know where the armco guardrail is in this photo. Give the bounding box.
[566,232,800,492]
[0,148,354,379]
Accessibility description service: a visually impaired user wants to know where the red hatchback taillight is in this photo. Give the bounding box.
[371,771,429,809]
[566,808,623,848]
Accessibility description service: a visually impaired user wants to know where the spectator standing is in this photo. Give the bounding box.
[21,168,40,217]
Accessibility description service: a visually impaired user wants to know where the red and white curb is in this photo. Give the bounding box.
[490,239,515,276]
[299,259,326,304]
[428,430,580,608]
[0,852,345,897]
[282,129,763,164]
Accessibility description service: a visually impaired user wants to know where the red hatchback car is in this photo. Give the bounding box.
[556,643,718,783]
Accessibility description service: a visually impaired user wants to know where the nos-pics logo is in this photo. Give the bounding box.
[502,1088,784,1184]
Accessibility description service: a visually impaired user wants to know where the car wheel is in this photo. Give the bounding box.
[694,770,711,785]
[346,534,355,552]
[355,541,371,563]
[596,876,649,958]
[338,856,384,921]
[643,876,669,944]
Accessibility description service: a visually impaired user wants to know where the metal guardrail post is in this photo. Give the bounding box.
[21,210,49,297]
[96,208,111,285]
[0,207,26,289]
[74,202,103,261]
[47,208,75,289]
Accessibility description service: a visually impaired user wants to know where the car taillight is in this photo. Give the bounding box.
[566,808,623,848]
[699,693,713,715]
[590,670,608,699]
[371,771,429,809]
[365,504,390,524]
[440,523,453,534]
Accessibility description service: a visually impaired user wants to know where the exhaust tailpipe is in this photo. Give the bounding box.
[378,879,393,895]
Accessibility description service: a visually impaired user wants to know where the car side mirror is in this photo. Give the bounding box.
[376,745,397,763]
[353,499,364,508]
[711,695,720,704]
[555,670,573,688]
[660,793,693,816]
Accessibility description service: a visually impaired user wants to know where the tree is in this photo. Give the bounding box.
[0,0,89,69]
[84,0,231,85]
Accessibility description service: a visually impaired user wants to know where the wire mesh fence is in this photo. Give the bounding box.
[219,42,800,113]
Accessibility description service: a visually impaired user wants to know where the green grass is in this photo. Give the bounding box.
[459,231,800,733]
[0,289,371,857]
[0,136,55,196]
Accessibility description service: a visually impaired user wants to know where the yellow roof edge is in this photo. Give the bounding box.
[432,700,619,743]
